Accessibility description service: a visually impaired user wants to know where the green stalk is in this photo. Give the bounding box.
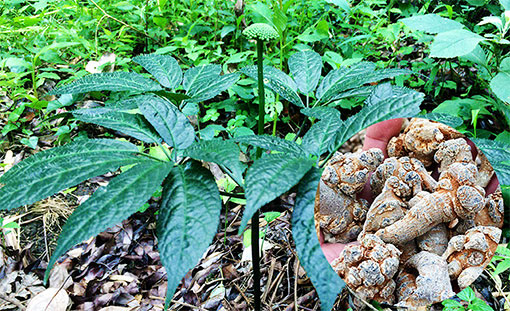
[251,38,265,311]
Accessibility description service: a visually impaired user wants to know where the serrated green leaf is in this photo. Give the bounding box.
[301,106,341,120]
[470,138,510,185]
[157,161,221,309]
[133,54,183,89]
[331,87,424,152]
[328,86,375,101]
[400,13,464,34]
[301,107,342,157]
[45,160,172,281]
[288,50,322,95]
[234,134,305,156]
[106,96,144,110]
[365,83,414,106]
[183,139,246,185]
[0,139,146,211]
[182,64,221,92]
[186,73,240,103]
[292,167,345,310]
[242,65,304,107]
[423,112,464,128]
[73,108,161,143]
[430,29,485,58]
[49,72,162,95]
[303,118,343,157]
[136,94,195,150]
[239,154,315,232]
[316,62,411,104]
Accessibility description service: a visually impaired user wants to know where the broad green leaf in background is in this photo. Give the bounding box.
[157,162,222,309]
[239,154,315,232]
[331,86,424,152]
[302,107,343,157]
[490,58,510,103]
[0,139,146,211]
[73,108,162,144]
[133,54,183,89]
[137,94,195,150]
[470,138,510,185]
[48,72,162,95]
[242,65,304,107]
[430,29,485,58]
[288,50,323,95]
[422,113,464,128]
[45,160,172,281]
[182,64,221,92]
[234,134,306,156]
[183,139,247,185]
[461,45,488,67]
[186,72,240,103]
[400,13,464,34]
[292,168,345,311]
[364,83,414,106]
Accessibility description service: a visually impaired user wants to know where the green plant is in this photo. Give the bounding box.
[399,0,510,129]
[442,287,494,311]
[1,46,509,311]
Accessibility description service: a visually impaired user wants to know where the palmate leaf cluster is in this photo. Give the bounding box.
[1,50,509,310]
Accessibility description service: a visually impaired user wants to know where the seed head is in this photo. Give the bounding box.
[243,23,279,41]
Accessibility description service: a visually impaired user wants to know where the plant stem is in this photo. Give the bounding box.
[251,38,265,311]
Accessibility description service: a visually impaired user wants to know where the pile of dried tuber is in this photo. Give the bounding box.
[315,118,504,308]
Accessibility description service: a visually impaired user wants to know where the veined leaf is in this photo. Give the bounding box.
[303,120,342,158]
[301,106,341,120]
[316,62,411,104]
[400,14,464,34]
[490,58,510,103]
[331,87,424,152]
[471,138,510,185]
[136,94,195,150]
[430,29,485,58]
[157,162,222,309]
[364,83,414,106]
[422,113,464,128]
[73,108,161,144]
[234,135,305,156]
[186,73,240,103]
[328,86,374,101]
[133,54,182,89]
[0,139,146,211]
[48,72,162,95]
[45,160,172,281]
[239,154,315,232]
[106,96,144,110]
[242,65,304,107]
[183,139,246,185]
[292,168,345,311]
[301,107,342,157]
[182,64,221,92]
[288,50,322,95]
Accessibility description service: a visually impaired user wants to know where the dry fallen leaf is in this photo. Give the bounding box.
[27,288,70,311]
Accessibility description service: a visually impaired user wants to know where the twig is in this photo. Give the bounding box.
[169,299,208,311]
[346,285,379,311]
[294,258,299,311]
[284,290,316,311]
[0,293,26,310]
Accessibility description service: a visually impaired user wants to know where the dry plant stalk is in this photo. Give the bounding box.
[314,118,503,307]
